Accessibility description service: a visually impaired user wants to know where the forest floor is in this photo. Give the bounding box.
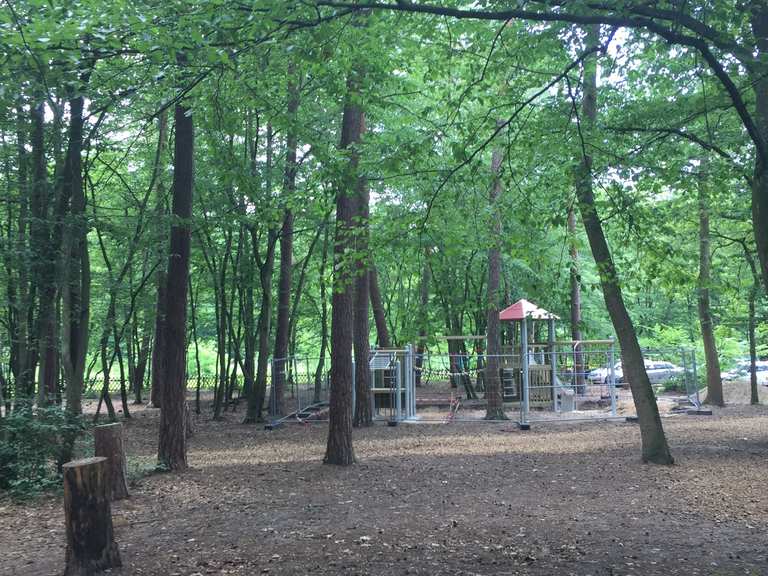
[2,395,768,576]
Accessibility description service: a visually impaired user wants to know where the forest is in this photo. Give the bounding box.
[1,1,768,575]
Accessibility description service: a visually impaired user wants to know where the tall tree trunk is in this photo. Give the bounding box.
[30,101,57,406]
[272,67,300,417]
[740,242,762,406]
[748,284,759,405]
[242,247,256,408]
[157,102,193,471]
[485,122,506,420]
[209,228,232,420]
[568,207,585,392]
[150,279,166,408]
[246,232,275,422]
[697,164,723,406]
[575,26,673,464]
[288,224,323,356]
[189,277,203,414]
[13,105,33,401]
[368,266,391,348]
[353,176,372,427]
[61,93,90,416]
[314,225,330,403]
[133,313,151,404]
[750,5,768,292]
[324,74,365,466]
[115,332,130,418]
[272,209,293,417]
[149,111,169,409]
[244,123,277,424]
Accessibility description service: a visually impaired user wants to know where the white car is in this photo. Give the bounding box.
[586,362,621,385]
[587,360,684,386]
[723,361,768,385]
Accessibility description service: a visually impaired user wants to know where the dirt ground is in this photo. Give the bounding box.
[2,400,767,576]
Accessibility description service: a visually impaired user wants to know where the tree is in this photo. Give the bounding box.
[318,0,768,297]
[697,160,724,406]
[157,101,194,471]
[272,66,300,417]
[324,72,366,466]
[484,120,505,421]
[567,207,584,392]
[572,26,673,464]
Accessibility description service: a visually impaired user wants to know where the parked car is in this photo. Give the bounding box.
[586,362,621,385]
[722,360,751,381]
[723,360,768,385]
[587,360,684,386]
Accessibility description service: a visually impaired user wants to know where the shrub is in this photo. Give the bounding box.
[0,404,86,497]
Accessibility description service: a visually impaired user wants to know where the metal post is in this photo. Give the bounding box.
[294,358,301,416]
[271,358,277,417]
[521,318,529,426]
[370,367,376,419]
[608,338,617,416]
[548,318,558,412]
[395,359,402,421]
[680,348,688,400]
[691,350,700,407]
[403,345,412,419]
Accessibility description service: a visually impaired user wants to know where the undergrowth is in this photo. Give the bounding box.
[0,404,88,499]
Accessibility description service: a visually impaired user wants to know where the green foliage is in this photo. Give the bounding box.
[0,0,766,421]
[0,406,86,498]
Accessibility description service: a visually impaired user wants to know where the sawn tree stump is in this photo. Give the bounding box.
[94,422,129,500]
[63,457,122,576]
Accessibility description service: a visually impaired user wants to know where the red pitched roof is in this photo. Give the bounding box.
[499,299,559,321]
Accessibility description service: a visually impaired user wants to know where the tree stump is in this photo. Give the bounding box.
[63,457,122,576]
[94,422,130,500]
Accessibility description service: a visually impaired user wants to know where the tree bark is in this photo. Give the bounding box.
[750,5,768,292]
[575,25,673,464]
[748,285,759,405]
[149,112,169,409]
[63,457,121,575]
[568,207,585,392]
[157,102,193,471]
[244,231,276,423]
[353,177,372,427]
[485,121,506,420]
[244,123,278,423]
[740,241,762,406]
[132,311,151,404]
[13,104,34,401]
[242,245,256,408]
[189,277,203,413]
[697,165,724,406]
[29,101,56,406]
[93,423,129,500]
[272,67,300,417]
[149,278,166,409]
[115,335,130,418]
[325,74,365,466]
[61,93,90,418]
[314,225,330,403]
[369,266,391,348]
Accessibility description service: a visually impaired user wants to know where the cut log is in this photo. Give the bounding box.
[94,422,129,500]
[63,457,122,576]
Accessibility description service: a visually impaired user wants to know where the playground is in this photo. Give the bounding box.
[3,402,767,576]
[268,300,703,428]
